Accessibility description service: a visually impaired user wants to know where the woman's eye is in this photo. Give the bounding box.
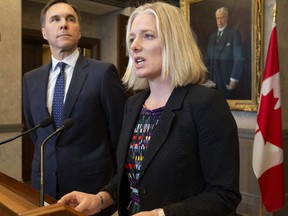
[129,38,135,44]
[144,34,154,40]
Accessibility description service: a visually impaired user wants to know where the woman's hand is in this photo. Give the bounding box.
[58,191,102,215]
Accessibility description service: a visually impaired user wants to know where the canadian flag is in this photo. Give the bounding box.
[252,22,284,212]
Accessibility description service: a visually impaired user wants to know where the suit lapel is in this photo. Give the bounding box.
[139,85,191,179]
[39,63,51,115]
[216,27,231,53]
[219,28,228,43]
[62,55,88,120]
[37,63,55,134]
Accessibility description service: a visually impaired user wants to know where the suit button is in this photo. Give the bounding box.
[139,186,147,194]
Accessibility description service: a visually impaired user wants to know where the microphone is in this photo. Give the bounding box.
[0,116,54,145]
[39,118,74,206]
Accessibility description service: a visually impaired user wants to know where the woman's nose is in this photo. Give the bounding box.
[131,38,142,52]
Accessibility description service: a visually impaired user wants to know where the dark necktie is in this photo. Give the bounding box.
[216,31,223,43]
[52,62,66,128]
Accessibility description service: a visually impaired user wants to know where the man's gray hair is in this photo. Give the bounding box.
[216,7,228,17]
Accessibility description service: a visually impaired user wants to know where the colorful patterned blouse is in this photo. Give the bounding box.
[125,106,164,215]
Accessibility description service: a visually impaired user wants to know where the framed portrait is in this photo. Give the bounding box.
[180,0,264,111]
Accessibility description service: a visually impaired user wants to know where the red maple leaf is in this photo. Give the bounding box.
[257,89,282,148]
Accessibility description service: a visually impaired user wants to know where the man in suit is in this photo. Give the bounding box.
[22,0,126,212]
[205,7,244,99]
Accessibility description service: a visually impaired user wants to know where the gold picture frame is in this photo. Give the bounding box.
[180,0,263,111]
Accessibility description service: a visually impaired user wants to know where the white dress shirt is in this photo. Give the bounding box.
[46,49,80,114]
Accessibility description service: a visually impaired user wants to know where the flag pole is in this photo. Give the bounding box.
[259,200,263,216]
[273,2,277,24]
[258,3,277,216]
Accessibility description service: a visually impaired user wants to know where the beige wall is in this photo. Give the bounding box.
[0,0,22,181]
[0,1,22,124]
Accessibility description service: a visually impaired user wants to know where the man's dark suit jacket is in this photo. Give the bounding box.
[23,54,126,199]
[205,26,244,99]
[104,84,241,216]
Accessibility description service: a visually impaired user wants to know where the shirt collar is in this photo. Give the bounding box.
[52,49,80,71]
[218,25,227,32]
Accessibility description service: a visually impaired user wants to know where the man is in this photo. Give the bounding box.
[22,0,126,212]
[205,7,244,99]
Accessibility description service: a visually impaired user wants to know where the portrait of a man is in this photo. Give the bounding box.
[205,7,244,99]
[188,0,252,100]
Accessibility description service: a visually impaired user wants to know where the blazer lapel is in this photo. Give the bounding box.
[117,91,150,169]
[139,85,191,179]
[62,55,88,120]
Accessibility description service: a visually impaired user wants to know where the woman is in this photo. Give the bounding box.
[58,2,241,216]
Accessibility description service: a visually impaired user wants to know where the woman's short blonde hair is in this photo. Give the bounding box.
[122,2,207,91]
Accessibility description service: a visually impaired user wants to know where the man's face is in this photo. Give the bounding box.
[41,2,81,54]
[215,11,228,28]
